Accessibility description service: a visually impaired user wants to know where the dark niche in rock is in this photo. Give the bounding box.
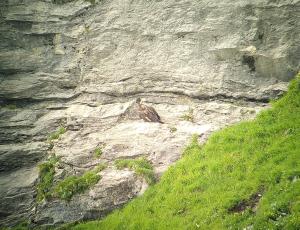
[242,55,256,72]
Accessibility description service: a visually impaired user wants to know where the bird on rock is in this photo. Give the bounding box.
[136,98,163,123]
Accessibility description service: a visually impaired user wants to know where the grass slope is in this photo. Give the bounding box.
[74,75,300,229]
[115,157,156,185]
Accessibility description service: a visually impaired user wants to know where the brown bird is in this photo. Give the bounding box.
[136,98,163,123]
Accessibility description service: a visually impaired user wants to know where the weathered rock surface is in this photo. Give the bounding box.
[33,169,145,226]
[0,0,299,227]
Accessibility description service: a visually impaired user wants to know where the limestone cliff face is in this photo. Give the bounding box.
[0,0,299,227]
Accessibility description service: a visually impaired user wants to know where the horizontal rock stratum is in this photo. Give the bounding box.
[0,0,299,227]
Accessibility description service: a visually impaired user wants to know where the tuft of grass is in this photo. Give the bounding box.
[180,108,194,122]
[2,221,30,230]
[53,165,105,201]
[73,74,300,229]
[37,156,106,202]
[85,0,96,4]
[48,126,66,141]
[182,134,202,156]
[49,141,54,150]
[169,126,177,133]
[115,157,156,185]
[36,156,59,202]
[1,104,17,110]
[95,163,107,172]
[84,25,91,33]
[94,147,103,158]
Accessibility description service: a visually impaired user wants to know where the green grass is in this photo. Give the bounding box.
[180,108,194,122]
[94,148,103,158]
[1,221,30,230]
[115,157,156,185]
[73,74,300,229]
[37,156,59,202]
[48,126,66,141]
[37,156,106,202]
[53,164,105,201]
[169,126,177,133]
[0,104,17,110]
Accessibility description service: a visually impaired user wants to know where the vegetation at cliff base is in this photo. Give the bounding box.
[53,164,105,201]
[48,126,66,141]
[0,104,17,110]
[115,157,156,185]
[36,157,106,202]
[36,156,59,201]
[73,74,300,229]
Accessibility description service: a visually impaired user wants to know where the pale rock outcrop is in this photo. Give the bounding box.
[0,0,299,227]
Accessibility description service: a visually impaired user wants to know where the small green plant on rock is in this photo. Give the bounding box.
[169,126,177,133]
[1,104,17,110]
[48,141,55,150]
[48,126,66,141]
[86,0,96,4]
[94,147,103,158]
[37,155,106,202]
[95,163,107,172]
[53,164,106,201]
[115,157,156,185]
[36,156,59,202]
[1,220,29,230]
[180,108,194,122]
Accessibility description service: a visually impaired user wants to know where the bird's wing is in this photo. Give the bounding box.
[144,106,161,121]
[148,106,160,119]
[139,108,152,122]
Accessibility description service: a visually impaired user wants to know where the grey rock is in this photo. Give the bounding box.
[33,169,145,226]
[0,142,49,172]
[0,0,299,227]
[0,166,38,227]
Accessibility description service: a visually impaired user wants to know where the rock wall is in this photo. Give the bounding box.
[0,0,299,227]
